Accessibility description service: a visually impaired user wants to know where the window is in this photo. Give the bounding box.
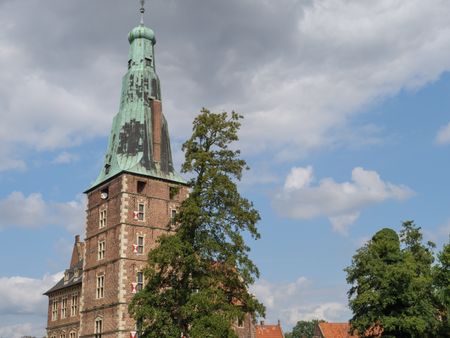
[69,332,77,338]
[61,297,67,319]
[170,209,177,225]
[145,57,152,67]
[237,317,245,328]
[136,271,144,292]
[60,334,66,338]
[98,240,106,260]
[51,300,58,321]
[137,203,145,221]
[71,293,78,316]
[96,275,105,299]
[169,186,179,200]
[99,209,107,228]
[137,236,144,254]
[137,180,146,194]
[95,318,103,338]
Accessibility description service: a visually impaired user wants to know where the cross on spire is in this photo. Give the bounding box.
[140,0,146,25]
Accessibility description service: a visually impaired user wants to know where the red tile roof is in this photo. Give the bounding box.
[255,324,284,338]
[318,322,358,338]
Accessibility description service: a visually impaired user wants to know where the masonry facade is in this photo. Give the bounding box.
[45,16,255,338]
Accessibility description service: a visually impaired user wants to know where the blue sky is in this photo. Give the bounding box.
[1,0,450,336]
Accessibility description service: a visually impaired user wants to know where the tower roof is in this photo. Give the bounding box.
[87,18,185,192]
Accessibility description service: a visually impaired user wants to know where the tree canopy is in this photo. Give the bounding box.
[345,221,448,338]
[284,319,325,338]
[129,109,265,338]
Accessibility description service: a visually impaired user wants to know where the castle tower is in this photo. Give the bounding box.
[78,7,188,338]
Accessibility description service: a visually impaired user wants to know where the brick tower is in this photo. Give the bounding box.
[77,11,188,338]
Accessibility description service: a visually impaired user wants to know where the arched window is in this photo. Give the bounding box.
[95,318,103,338]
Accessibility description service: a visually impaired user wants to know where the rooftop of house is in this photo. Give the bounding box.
[44,235,84,295]
[255,321,284,338]
[317,322,359,338]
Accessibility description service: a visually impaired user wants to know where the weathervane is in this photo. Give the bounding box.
[140,0,146,25]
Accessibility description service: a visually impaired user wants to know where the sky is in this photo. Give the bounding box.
[1,0,450,336]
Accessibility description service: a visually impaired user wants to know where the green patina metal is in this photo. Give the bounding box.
[88,24,185,191]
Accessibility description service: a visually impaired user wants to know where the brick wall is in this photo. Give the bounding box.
[79,173,188,337]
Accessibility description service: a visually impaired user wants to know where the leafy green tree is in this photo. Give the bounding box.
[434,240,450,337]
[345,222,441,338]
[129,109,265,338]
[285,319,324,338]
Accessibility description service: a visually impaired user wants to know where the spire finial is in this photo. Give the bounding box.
[140,0,146,25]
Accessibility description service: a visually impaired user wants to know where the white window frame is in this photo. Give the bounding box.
[137,235,144,254]
[170,208,177,225]
[98,240,106,260]
[61,297,67,319]
[96,275,105,299]
[71,293,78,316]
[99,209,107,228]
[137,203,145,221]
[51,300,58,321]
[237,317,245,328]
[136,271,144,292]
[95,318,103,338]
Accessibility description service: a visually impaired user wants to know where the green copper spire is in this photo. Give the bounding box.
[89,9,185,190]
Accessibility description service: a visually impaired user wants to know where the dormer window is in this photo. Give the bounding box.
[128,59,132,69]
[145,57,152,67]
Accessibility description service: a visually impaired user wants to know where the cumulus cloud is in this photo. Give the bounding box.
[0,192,86,234]
[436,122,450,145]
[0,323,45,338]
[251,277,350,327]
[273,166,414,233]
[0,272,63,338]
[0,272,63,316]
[52,151,80,164]
[1,0,450,167]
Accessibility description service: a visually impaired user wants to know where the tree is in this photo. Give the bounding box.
[129,109,265,338]
[345,222,441,338]
[434,240,450,337]
[285,319,325,338]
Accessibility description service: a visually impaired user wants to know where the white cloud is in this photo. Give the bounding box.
[0,323,45,338]
[0,192,86,235]
[436,122,450,145]
[0,272,63,316]
[273,166,414,233]
[251,277,350,327]
[222,0,450,157]
[2,1,450,168]
[52,151,80,164]
[284,166,313,191]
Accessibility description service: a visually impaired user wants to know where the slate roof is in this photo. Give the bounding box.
[317,323,359,338]
[44,261,83,295]
[255,323,284,338]
[44,235,84,295]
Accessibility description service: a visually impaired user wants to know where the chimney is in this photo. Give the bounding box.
[260,320,265,326]
[75,235,80,243]
[278,319,281,326]
[151,99,162,163]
